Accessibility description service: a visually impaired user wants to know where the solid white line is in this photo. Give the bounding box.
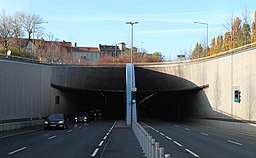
[91,148,99,157]
[200,132,209,136]
[103,136,107,140]
[185,149,199,157]
[67,130,72,133]
[48,135,56,140]
[8,147,27,155]
[185,128,190,131]
[165,136,172,141]
[173,141,182,147]
[227,140,243,146]
[99,141,104,147]
[160,132,165,136]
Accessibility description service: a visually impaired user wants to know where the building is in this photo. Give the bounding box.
[72,46,100,64]
[99,43,126,57]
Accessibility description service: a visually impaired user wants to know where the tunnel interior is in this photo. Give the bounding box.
[53,66,205,122]
[58,88,200,122]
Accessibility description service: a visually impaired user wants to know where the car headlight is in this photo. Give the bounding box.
[84,117,87,119]
[58,121,64,124]
[44,121,48,124]
[75,117,78,120]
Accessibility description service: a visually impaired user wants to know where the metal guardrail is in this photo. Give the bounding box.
[132,121,170,158]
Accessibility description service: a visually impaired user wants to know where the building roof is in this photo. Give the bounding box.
[73,47,99,53]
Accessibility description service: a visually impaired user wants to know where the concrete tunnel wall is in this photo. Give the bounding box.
[0,61,52,121]
[0,46,256,126]
[137,46,256,123]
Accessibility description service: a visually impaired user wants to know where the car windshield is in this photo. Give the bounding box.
[48,114,64,120]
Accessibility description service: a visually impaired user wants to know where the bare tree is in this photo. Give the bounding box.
[12,12,24,52]
[17,11,43,46]
[222,11,234,49]
[0,9,13,53]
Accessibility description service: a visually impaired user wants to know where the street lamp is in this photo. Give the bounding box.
[194,21,208,57]
[126,21,138,125]
[126,21,139,64]
[32,21,48,57]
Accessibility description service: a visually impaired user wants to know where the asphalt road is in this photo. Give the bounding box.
[0,121,117,158]
[143,120,256,158]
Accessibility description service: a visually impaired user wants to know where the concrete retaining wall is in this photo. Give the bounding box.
[139,47,256,122]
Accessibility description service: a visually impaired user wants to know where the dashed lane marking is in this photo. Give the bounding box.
[200,132,209,136]
[185,149,199,157]
[91,148,99,157]
[8,147,27,155]
[173,141,183,147]
[48,135,56,140]
[99,141,104,147]
[227,140,243,146]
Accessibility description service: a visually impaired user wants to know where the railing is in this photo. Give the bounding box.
[132,121,170,158]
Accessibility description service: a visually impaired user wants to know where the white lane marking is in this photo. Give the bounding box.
[185,128,190,131]
[173,141,183,147]
[174,125,179,127]
[79,126,82,129]
[8,147,27,155]
[0,129,41,139]
[91,148,99,157]
[155,130,159,133]
[185,149,199,157]
[67,130,72,133]
[160,132,165,136]
[48,135,57,140]
[201,132,209,136]
[106,132,109,136]
[165,136,172,141]
[99,141,104,147]
[103,136,107,140]
[227,140,243,146]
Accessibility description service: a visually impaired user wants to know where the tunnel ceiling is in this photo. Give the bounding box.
[51,65,203,93]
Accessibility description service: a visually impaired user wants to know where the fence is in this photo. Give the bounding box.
[132,121,170,158]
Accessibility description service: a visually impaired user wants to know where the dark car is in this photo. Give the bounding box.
[74,112,88,123]
[44,113,68,129]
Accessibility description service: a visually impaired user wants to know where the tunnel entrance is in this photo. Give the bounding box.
[57,88,126,120]
[136,89,201,121]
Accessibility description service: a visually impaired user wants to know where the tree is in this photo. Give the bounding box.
[232,17,243,48]
[223,11,234,49]
[17,11,43,47]
[0,9,13,53]
[252,11,256,43]
[209,37,216,56]
[222,32,231,51]
[216,35,223,53]
[192,43,203,59]
[241,7,251,45]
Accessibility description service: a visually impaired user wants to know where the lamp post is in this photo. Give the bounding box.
[126,21,138,125]
[32,21,48,57]
[126,21,139,64]
[194,21,208,57]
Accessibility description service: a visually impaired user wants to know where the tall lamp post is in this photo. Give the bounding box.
[32,21,48,57]
[194,21,208,57]
[126,21,138,125]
